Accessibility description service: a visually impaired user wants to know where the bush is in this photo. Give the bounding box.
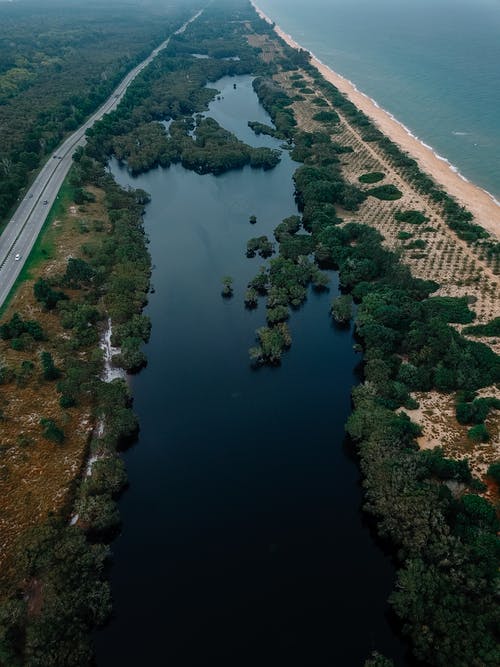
[75,493,120,537]
[331,294,353,323]
[367,184,403,201]
[468,423,489,442]
[249,323,291,365]
[423,296,475,324]
[456,397,500,424]
[221,275,233,297]
[405,239,427,250]
[63,258,95,288]
[463,317,500,337]
[395,209,428,225]
[364,652,394,667]
[244,288,258,309]
[487,462,500,484]
[112,336,146,372]
[0,313,45,341]
[40,351,61,381]
[419,448,472,482]
[40,418,65,444]
[246,236,275,258]
[312,110,340,124]
[33,278,68,310]
[358,172,385,184]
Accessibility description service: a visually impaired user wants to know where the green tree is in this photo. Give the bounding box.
[40,351,60,381]
[221,276,233,298]
[331,294,352,323]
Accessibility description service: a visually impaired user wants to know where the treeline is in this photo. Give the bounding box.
[0,150,152,664]
[249,135,500,661]
[0,4,281,663]
[240,23,500,658]
[113,116,280,175]
[84,4,281,177]
[0,0,199,227]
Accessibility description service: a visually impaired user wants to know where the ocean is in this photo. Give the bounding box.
[256,0,500,201]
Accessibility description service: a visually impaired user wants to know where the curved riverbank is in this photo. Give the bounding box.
[252,1,500,239]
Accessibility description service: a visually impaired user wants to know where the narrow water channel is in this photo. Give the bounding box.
[95,75,406,666]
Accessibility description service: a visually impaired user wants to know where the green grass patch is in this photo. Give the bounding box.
[367,184,402,200]
[358,171,385,184]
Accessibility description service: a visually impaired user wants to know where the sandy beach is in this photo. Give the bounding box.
[252,1,500,239]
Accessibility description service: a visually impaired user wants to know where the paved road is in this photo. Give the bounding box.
[0,9,202,309]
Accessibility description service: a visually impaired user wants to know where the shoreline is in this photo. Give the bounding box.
[252,1,500,239]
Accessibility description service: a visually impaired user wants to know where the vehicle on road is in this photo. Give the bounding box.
[43,200,48,205]
[14,254,20,261]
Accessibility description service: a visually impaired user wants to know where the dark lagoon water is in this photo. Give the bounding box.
[258,0,500,200]
[95,75,407,666]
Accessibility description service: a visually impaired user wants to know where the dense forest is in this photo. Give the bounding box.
[0,0,498,665]
[0,0,200,228]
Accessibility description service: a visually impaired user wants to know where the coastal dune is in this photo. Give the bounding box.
[252,1,500,239]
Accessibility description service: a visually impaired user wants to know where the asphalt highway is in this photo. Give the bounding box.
[0,9,202,309]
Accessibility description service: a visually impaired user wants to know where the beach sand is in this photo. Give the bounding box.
[252,2,500,239]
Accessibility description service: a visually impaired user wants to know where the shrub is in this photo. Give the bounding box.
[368,184,402,200]
[221,276,233,298]
[358,172,385,184]
[468,423,489,442]
[422,296,475,323]
[487,462,500,484]
[331,294,353,323]
[312,110,340,124]
[463,317,500,337]
[0,313,45,341]
[405,239,427,250]
[395,209,428,225]
[33,278,68,310]
[40,352,61,381]
[40,418,64,444]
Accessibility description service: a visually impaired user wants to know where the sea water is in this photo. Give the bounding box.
[257,0,500,200]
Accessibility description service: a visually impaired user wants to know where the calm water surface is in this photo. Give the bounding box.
[95,75,407,666]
